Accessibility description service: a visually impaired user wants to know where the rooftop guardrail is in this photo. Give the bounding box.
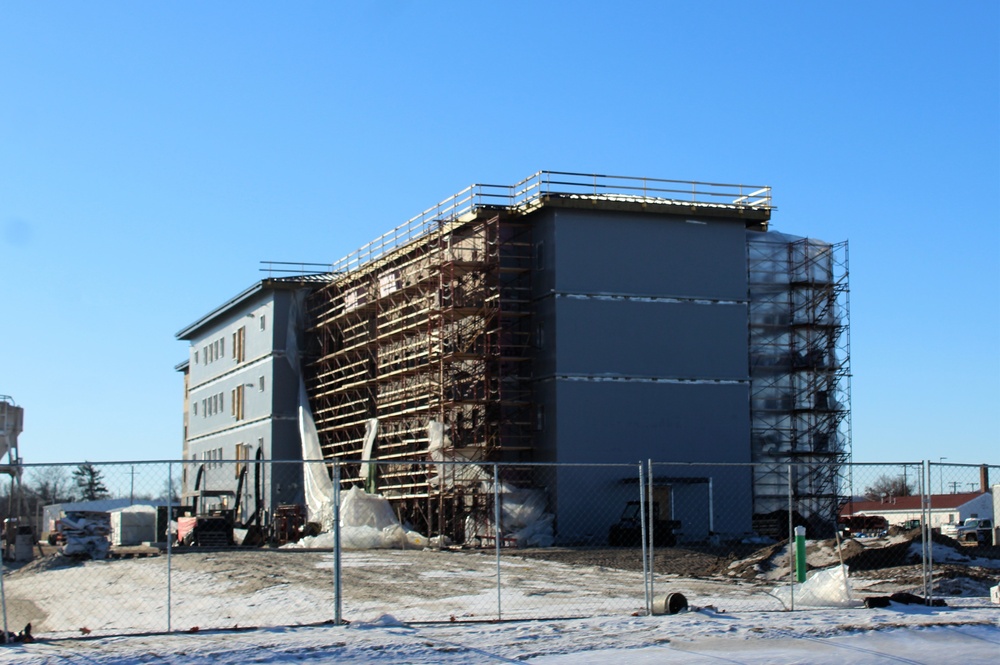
[262,171,771,278]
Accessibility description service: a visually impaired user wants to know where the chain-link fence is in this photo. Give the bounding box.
[0,460,997,638]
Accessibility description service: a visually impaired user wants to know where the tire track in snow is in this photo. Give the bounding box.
[656,642,749,664]
[940,624,1000,645]
[771,629,930,665]
[403,627,525,663]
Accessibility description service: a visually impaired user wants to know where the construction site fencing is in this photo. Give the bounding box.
[0,460,997,639]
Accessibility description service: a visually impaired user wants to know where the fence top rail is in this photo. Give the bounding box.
[19,459,996,468]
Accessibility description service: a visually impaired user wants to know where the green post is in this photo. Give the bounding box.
[794,526,807,583]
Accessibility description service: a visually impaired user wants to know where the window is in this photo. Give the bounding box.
[194,350,199,364]
[536,404,545,431]
[535,241,545,270]
[201,398,207,417]
[220,337,225,357]
[235,443,248,477]
[232,384,245,421]
[535,322,545,348]
[260,314,266,332]
[259,375,265,392]
[193,402,198,416]
[233,326,246,363]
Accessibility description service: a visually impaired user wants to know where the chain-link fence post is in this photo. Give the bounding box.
[0,526,8,636]
[167,460,174,633]
[921,459,932,603]
[493,463,502,620]
[333,460,342,626]
[641,460,650,614]
[787,463,795,612]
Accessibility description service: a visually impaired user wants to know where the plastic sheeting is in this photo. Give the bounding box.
[360,419,379,493]
[286,290,337,533]
[299,378,335,532]
[339,486,428,549]
[465,485,555,548]
[283,487,429,550]
[427,420,555,547]
[772,564,862,608]
[109,505,157,546]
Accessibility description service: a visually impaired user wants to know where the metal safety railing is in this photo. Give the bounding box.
[261,171,772,279]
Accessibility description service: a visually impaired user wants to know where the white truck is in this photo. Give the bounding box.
[948,517,993,544]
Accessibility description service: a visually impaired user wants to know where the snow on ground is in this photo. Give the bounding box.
[2,543,998,663]
[1,608,998,664]
[913,541,1000,569]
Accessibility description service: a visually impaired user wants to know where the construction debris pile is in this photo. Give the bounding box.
[59,510,111,559]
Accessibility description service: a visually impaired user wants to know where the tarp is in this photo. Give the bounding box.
[289,290,336,532]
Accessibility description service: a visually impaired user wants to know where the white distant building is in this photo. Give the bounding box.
[840,491,992,531]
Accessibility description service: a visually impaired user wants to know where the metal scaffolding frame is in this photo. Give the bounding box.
[305,212,534,538]
[747,235,851,529]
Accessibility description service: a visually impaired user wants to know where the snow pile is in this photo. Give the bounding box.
[910,540,1000,569]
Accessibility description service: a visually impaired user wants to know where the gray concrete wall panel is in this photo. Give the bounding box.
[554,298,748,379]
[551,209,748,301]
[544,380,753,540]
[553,381,750,464]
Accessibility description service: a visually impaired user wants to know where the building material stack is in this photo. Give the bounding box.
[60,511,111,559]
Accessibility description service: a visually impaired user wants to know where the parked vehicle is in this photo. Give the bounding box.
[952,518,993,544]
[608,500,680,547]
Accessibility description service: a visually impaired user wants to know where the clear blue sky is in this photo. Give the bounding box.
[1,2,997,466]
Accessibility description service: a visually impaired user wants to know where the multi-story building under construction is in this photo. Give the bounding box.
[287,171,851,542]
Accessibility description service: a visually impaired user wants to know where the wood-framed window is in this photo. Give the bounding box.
[233,326,246,364]
[231,384,245,421]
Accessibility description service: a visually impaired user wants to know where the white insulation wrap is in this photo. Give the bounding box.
[299,378,334,531]
[339,486,428,549]
[285,487,430,549]
[288,290,336,531]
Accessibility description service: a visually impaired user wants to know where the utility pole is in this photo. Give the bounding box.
[949,481,961,494]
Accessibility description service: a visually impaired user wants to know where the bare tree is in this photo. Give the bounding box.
[863,474,914,501]
[30,466,75,504]
[159,476,181,504]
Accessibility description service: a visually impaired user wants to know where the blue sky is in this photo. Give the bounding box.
[1,2,997,466]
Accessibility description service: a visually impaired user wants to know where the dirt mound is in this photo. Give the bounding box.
[6,553,84,577]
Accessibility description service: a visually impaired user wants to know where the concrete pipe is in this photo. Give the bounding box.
[651,592,688,615]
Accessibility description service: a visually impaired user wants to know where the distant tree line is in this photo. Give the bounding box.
[863,474,915,501]
[0,463,179,534]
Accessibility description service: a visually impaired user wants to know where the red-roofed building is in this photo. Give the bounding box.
[840,492,992,532]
